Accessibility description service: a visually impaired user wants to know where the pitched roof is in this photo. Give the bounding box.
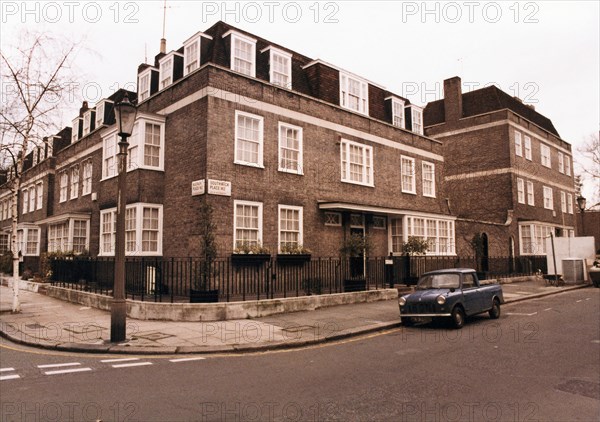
[424,85,560,137]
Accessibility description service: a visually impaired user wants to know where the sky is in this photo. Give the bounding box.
[1,0,599,200]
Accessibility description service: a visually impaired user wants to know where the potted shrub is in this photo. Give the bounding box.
[277,244,312,264]
[191,202,220,303]
[400,236,430,285]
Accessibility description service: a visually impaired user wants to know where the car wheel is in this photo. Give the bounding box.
[451,306,465,329]
[402,317,414,326]
[489,299,501,319]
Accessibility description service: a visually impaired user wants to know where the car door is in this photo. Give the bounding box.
[461,273,480,315]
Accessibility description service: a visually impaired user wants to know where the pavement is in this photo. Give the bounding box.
[0,278,592,355]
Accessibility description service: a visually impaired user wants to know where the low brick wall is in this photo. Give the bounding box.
[44,285,398,321]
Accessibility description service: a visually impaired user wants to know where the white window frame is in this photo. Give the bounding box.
[515,131,522,157]
[159,54,175,90]
[560,191,567,213]
[233,200,263,249]
[100,203,163,256]
[405,216,455,256]
[32,148,39,166]
[278,205,303,252]
[422,161,436,198]
[22,189,29,214]
[48,218,90,254]
[524,136,532,160]
[565,155,571,176]
[16,226,40,256]
[71,117,81,143]
[102,115,166,180]
[265,47,292,89]
[82,160,93,196]
[410,106,424,135]
[28,186,35,212]
[517,178,525,204]
[519,223,554,255]
[138,68,152,101]
[36,182,43,210]
[526,181,535,206]
[567,194,573,214]
[340,139,374,187]
[278,122,303,174]
[324,212,342,227]
[59,171,68,203]
[183,35,201,76]
[95,101,106,128]
[339,71,369,115]
[543,186,553,210]
[228,32,256,77]
[558,152,564,174]
[401,156,416,194]
[82,110,92,137]
[70,164,79,200]
[391,98,405,128]
[540,144,551,168]
[234,110,264,168]
[372,216,387,230]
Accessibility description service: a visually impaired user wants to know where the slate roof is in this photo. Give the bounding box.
[424,85,560,137]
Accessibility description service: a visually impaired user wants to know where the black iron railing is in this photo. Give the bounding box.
[49,255,547,303]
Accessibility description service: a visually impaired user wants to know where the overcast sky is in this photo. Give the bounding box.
[2,1,599,198]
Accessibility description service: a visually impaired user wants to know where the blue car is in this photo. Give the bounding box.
[398,268,504,329]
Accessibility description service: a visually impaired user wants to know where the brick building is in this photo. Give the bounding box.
[1,21,457,272]
[424,77,577,259]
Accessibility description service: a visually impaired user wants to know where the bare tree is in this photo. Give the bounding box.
[0,32,79,312]
[576,132,600,209]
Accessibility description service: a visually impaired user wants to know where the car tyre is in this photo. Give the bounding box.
[451,306,465,329]
[489,299,501,319]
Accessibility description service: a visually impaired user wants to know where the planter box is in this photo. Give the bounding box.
[344,278,366,292]
[190,289,219,303]
[231,254,271,266]
[276,254,311,264]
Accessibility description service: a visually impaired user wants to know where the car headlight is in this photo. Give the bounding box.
[399,297,406,306]
[436,295,446,305]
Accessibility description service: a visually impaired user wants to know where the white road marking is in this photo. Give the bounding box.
[0,368,15,372]
[576,300,583,303]
[112,362,153,368]
[169,357,207,363]
[100,358,139,363]
[543,308,552,311]
[0,374,21,381]
[79,306,91,310]
[38,362,81,369]
[506,312,538,316]
[44,368,92,376]
[585,298,591,301]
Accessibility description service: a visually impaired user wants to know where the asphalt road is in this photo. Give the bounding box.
[1,288,598,422]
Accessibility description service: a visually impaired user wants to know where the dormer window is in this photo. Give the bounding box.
[390,98,405,128]
[138,69,152,101]
[82,110,94,137]
[224,31,257,77]
[405,105,423,135]
[159,55,173,89]
[95,100,109,128]
[184,37,200,75]
[32,149,39,166]
[71,117,81,143]
[340,72,368,115]
[262,46,292,88]
[412,107,423,135]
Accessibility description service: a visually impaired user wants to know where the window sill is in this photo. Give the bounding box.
[278,168,304,176]
[341,180,374,188]
[234,161,265,169]
[401,190,417,195]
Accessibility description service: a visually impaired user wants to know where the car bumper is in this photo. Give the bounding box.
[400,313,451,318]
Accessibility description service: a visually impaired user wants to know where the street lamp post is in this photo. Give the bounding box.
[576,195,587,236]
[111,93,137,343]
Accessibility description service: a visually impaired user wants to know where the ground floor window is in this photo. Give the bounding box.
[16,227,40,256]
[100,203,162,256]
[233,200,263,248]
[519,223,554,255]
[48,219,89,254]
[278,205,303,252]
[389,216,455,255]
[0,233,9,253]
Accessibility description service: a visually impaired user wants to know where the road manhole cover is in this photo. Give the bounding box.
[135,332,173,341]
[555,379,600,400]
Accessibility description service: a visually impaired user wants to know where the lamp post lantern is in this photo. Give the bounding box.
[576,195,586,236]
[111,93,137,342]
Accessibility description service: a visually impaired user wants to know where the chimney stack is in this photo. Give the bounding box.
[443,77,463,122]
[160,38,166,54]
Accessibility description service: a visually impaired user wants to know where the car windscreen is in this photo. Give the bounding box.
[417,273,460,290]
